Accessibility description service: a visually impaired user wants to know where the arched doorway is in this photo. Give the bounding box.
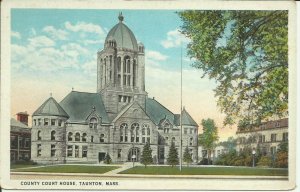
[127,147,140,162]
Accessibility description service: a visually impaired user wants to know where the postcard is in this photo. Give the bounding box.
[0,0,297,190]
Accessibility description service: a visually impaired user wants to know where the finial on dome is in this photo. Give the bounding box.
[118,12,124,22]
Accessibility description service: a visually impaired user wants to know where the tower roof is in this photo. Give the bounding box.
[105,13,138,51]
[180,108,198,126]
[33,97,69,118]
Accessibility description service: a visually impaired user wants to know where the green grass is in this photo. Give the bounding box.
[11,165,119,174]
[119,166,288,176]
[11,164,40,169]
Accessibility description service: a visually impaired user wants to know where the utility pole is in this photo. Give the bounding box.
[179,44,183,171]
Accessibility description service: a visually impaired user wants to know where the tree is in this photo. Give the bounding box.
[140,142,153,168]
[183,146,193,166]
[275,142,288,168]
[198,118,219,165]
[178,11,288,126]
[104,153,112,164]
[167,142,179,167]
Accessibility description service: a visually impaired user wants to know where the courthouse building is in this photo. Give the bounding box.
[31,13,199,164]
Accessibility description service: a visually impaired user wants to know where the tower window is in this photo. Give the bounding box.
[51,130,56,141]
[37,144,41,157]
[68,132,73,141]
[37,130,41,140]
[51,144,56,157]
[51,119,56,126]
[44,118,49,126]
[75,132,80,142]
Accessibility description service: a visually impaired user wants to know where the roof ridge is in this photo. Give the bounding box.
[147,97,175,116]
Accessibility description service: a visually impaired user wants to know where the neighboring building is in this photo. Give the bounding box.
[10,112,31,163]
[236,118,288,156]
[31,13,199,164]
[198,144,230,162]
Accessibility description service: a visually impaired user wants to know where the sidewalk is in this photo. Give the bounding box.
[103,162,138,175]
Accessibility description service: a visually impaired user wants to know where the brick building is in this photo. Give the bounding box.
[10,113,31,163]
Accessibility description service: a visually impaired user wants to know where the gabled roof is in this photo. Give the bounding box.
[145,98,175,125]
[33,97,69,118]
[181,108,198,127]
[10,118,29,129]
[59,91,109,123]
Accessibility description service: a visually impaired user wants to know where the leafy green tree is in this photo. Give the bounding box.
[167,142,179,167]
[275,142,288,168]
[140,142,153,168]
[198,118,219,165]
[179,11,288,126]
[183,146,193,166]
[104,153,112,164]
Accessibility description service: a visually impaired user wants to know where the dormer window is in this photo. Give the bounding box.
[89,117,98,129]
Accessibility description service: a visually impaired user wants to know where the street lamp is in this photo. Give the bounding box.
[252,148,256,167]
[132,154,136,167]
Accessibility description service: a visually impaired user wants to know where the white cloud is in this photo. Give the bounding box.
[65,21,105,36]
[161,29,190,49]
[11,31,21,39]
[146,50,168,61]
[28,35,55,48]
[43,26,68,40]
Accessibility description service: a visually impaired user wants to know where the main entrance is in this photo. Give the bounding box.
[127,147,140,162]
[98,152,106,163]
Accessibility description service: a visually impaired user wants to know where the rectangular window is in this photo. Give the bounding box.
[91,136,94,142]
[67,145,73,157]
[25,138,30,148]
[75,145,79,158]
[44,118,49,126]
[82,146,88,158]
[19,137,24,148]
[37,144,41,157]
[136,136,139,143]
[184,128,187,134]
[38,119,41,126]
[58,119,62,127]
[118,95,122,102]
[10,136,17,148]
[118,149,122,158]
[282,132,288,142]
[51,119,56,126]
[190,128,193,134]
[33,119,36,126]
[51,144,56,157]
[120,136,123,142]
[100,134,105,143]
[271,134,277,142]
[270,146,277,155]
[142,137,145,143]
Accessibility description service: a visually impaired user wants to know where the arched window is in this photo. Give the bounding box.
[100,134,105,143]
[75,132,80,142]
[164,122,170,133]
[172,137,175,144]
[82,133,87,142]
[68,132,73,141]
[142,124,150,144]
[189,137,193,146]
[37,130,41,140]
[89,117,98,129]
[51,130,56,141]
[120,123,128,142]
[131,123,139,143]
[136,127,140,142]
[125,127,128,142]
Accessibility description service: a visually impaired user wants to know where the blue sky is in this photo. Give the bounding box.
[11,9,235,140]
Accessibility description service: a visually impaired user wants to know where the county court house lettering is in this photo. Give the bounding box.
[31,13,199,164]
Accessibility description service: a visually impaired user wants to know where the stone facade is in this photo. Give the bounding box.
[31,13,199,165]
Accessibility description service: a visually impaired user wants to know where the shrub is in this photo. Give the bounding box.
[198,158,210,165]
[275,151,288,168]
[257,156,272,167]
[104,153,112,164]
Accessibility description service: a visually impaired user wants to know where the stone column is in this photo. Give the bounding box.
[120,57,124,87]
[111,55,115,85]
[102,57,106,88]
[130,59,133,88]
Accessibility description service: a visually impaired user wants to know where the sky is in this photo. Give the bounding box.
[11,9,237,141]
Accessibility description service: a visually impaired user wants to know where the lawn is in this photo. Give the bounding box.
[119,166,288,176]
[11,165,119,174]
[11,164,41,169]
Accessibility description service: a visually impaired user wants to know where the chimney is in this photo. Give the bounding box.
[16,111,29,125]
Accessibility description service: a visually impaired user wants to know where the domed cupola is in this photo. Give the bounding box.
[104,12,138,51]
